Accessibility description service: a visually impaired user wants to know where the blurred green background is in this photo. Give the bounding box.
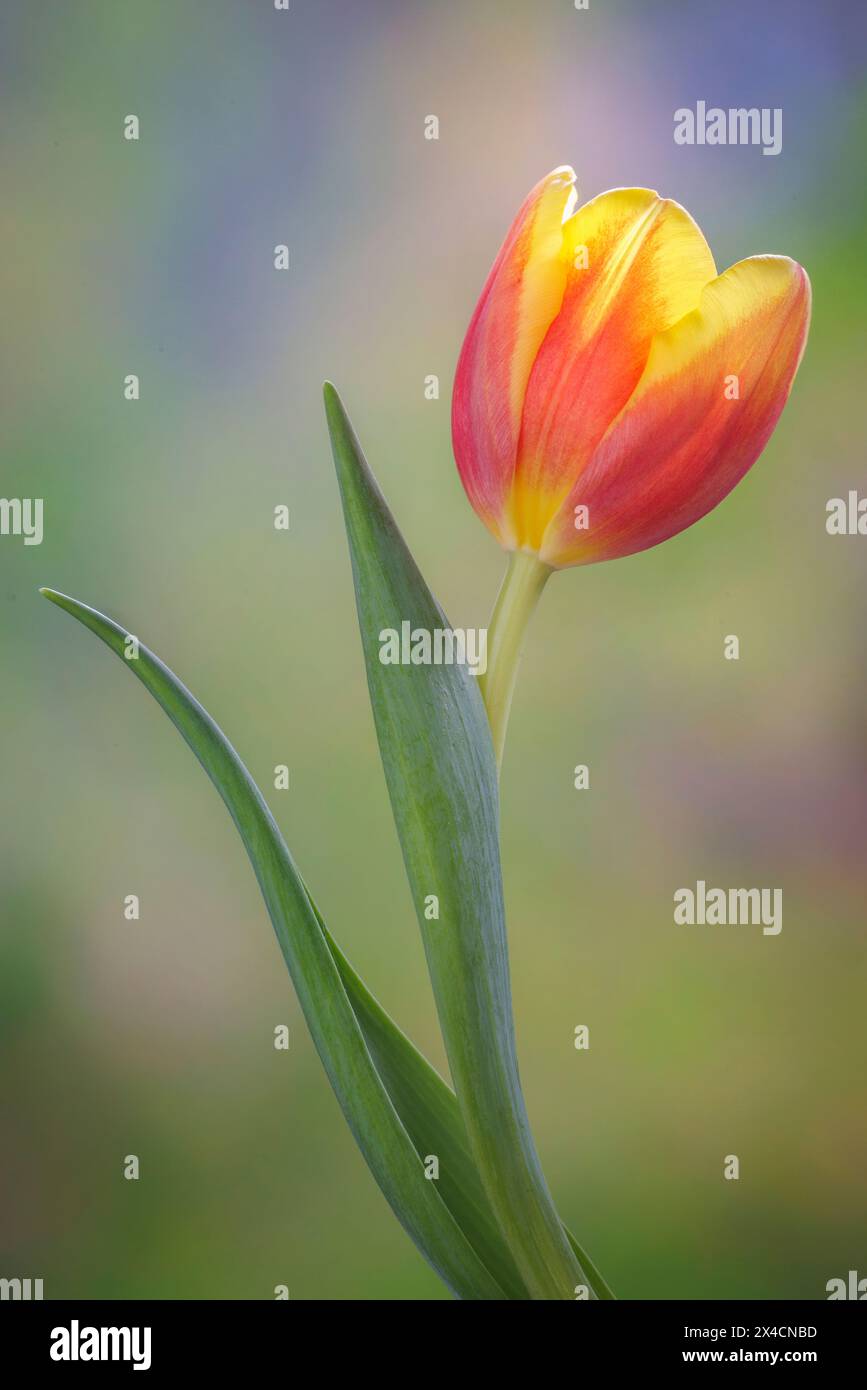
[1,0,865,1299]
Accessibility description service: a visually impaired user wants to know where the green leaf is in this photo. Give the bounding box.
[39,587,506,1302]
[325,382,590,1300]
[310,907,524,1300]
[39,586,613,1301]
[320,908,615,1300]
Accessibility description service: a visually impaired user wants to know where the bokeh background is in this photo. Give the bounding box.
[1,0,865,1300]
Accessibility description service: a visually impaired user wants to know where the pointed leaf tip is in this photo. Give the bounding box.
[329,390,589,1299]
[322,380,346,430]
[40,587,72,612]
[40,586,508,1301]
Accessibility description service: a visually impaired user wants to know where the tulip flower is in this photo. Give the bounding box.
[453,166,811,766]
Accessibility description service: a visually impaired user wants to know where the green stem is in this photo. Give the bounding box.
[477,549,597,1297]
[480,550,553,771]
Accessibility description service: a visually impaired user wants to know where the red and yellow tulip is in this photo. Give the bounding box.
[452,165,810,569]
[454,166,811,766]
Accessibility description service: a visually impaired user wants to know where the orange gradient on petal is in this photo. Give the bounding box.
[452,166,577,547]
[538,255,811,567]
[452,168,811,570]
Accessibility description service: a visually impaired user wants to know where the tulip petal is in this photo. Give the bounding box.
[513,188,717,550]
[539,255,811,567]
[452,166,578,546]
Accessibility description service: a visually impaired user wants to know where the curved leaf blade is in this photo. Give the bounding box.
[40,586,614,1300]
[314,913,527,1300]
[39,586,506,1302]
[325,383,589,1299]
[320,911,615,1300]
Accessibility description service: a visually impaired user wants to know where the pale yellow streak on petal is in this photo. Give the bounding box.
[622,253,807,395]
[507,166,577,423]
[510,188,717,550]
[558,187,718,353]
